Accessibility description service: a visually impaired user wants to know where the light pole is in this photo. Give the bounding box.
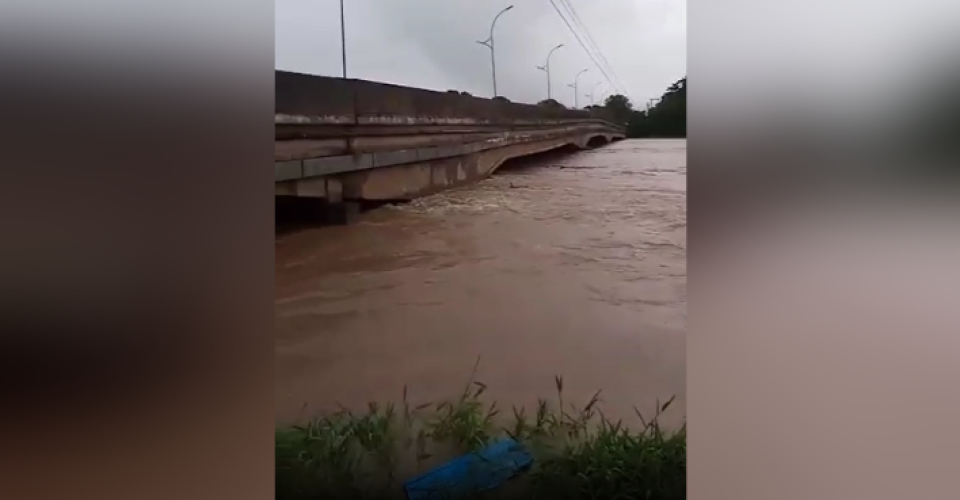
[646,98,661,112]
[586,82,602,105]
[567,68,588,108]
[476,5,514,97]
[536,43,564,101]
[339,0,347,78]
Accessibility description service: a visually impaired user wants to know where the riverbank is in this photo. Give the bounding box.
[276,374,686,500]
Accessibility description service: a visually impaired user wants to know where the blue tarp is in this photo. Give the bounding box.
[403,437,534,500]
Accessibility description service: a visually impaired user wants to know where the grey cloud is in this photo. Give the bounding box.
[275,0,686,108]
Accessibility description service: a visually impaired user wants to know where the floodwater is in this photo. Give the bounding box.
[275,139,686,428]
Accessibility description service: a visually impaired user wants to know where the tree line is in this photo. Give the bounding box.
[582,77,686,138]
[483,75,687,139]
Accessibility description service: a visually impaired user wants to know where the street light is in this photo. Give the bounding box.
[339,0,347,78]
[536,43,564,101]
[646,97,661,112]
[567,68,589,108]
[586,82,603,105]
[476,5,514,97]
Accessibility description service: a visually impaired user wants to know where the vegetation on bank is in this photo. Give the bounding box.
[577,77,687,139]
[449,77,689,141]
[277,371,686,500]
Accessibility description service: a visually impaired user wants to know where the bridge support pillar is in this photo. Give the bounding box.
[325,178,343,203]
[276,177,359,226]
[292,177,344,203]
[320,200,360,225]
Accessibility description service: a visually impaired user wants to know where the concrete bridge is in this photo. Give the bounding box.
[275,70,625,222]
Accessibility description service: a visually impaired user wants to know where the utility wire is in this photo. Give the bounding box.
[548,0,630,100]
[556,0,631,99]
[560,0,631,101]
[546,0,625,101]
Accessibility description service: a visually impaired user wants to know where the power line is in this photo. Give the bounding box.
[547,0,631,101]
[555,0,631,98]
[557,0,631,101]
[546,0,624,101]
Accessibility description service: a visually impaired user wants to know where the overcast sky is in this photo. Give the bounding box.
[275,0,686,108]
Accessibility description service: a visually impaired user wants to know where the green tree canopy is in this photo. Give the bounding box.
[537,98,566,109]
[603,94,634,126]
[625,77,686,138]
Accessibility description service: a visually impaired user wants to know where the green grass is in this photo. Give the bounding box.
[277,365,685,500]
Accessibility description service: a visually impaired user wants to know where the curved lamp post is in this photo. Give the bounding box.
[536,43,564,100]
[567,68,589,108]
[476,5,514,97]
[339,0,347,77]
[586,81,603,105]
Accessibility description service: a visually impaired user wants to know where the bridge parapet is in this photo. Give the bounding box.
[275,71,620,127]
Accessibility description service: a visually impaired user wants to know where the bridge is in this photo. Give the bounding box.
[275,70,626,223]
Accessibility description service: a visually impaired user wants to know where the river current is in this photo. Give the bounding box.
[275,139,686,427]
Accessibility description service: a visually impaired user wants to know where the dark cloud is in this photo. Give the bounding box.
[275,0,686,107]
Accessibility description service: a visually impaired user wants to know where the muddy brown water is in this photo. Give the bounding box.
[275,139,686,428]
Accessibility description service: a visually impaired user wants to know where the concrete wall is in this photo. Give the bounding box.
[276,131,623,202]
[276,70,617,125]
[334,136,592,201]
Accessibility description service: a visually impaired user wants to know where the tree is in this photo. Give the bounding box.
[626,110,650,138]
[537,99,566,109]
[649,77,686,137]
[602,94,634,126]
[625,77,686,138]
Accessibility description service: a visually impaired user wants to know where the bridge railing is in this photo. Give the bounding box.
[275,71,620,128]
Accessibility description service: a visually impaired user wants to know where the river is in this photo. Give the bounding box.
[275,139,686,428]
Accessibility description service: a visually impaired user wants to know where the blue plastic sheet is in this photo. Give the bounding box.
[403,437,534,500]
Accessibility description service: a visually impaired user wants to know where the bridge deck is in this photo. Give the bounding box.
[275,123,619,181]
[273,71,625,195]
